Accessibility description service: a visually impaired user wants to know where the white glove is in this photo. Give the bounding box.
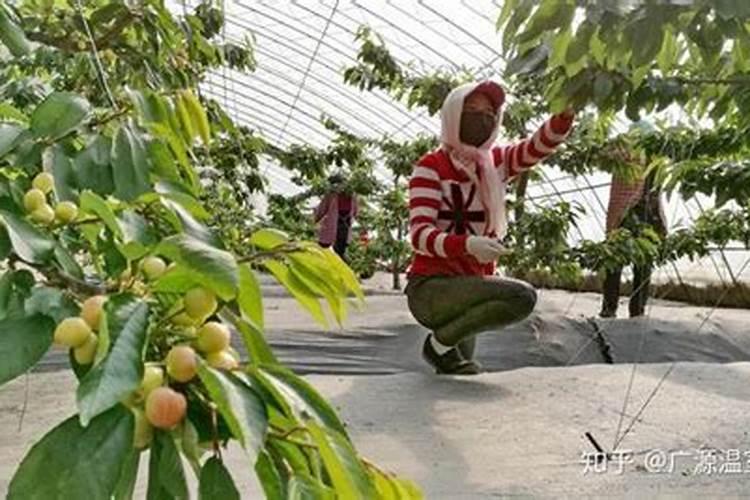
[466,236,506,264]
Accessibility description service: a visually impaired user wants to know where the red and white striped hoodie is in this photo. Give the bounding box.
[408,82,574,277]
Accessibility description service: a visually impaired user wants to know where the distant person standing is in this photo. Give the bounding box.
[600,145,667,318]
[314,174,358,261]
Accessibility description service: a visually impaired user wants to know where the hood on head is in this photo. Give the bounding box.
[440,80,505,151]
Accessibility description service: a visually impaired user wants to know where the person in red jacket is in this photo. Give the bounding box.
[405,80,575,374]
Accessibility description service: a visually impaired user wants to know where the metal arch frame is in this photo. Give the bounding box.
[202,82,331,148]
[386,0,490,67]
[224,19,436,133]
[220,33,394,137]
[199,92,315,188]
[204,81,402,183]
[224,11,438,131]
[225,0,511,142]
[203,74,320,147]
[350,0,463,71]
[417,0,504,63]
[203,88,324,147]
[235,0,426,73]
[247,41,408,133]
[202,87,385,191]
[206,69,333,140]
[286,0,438,74]
[276,0,340,143]
[465,0,503,24]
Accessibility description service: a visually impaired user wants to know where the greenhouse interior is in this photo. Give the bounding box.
[0,0,749,498]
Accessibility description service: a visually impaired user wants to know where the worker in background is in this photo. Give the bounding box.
[600,125,668,318]
[314,173,359,262]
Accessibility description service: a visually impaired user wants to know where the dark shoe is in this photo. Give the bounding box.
[422,335,482,375]
[599,309,616,318]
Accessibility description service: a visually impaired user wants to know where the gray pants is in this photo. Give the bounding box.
[405,275,537,359]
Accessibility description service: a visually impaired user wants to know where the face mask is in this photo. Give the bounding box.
[459,111,496,147]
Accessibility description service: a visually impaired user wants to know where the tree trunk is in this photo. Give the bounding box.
[513,170,531,249]
[392,175,402,290]
[393,227,402,291]
[514,170,530,221]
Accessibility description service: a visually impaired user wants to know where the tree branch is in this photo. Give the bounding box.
[26,11,136,52]
[12,254,113,296]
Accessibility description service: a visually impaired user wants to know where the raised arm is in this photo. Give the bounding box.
[409,161,467,258]
[493,111,575,179]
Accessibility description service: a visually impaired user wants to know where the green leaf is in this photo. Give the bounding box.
[0,223,10,260]
[657,26,678,74]
[307,422,375,499]
[197,364,268,463]
[249,228,290,250]
[0,271,25,320]
[157,234,239,300]
[630,18,664,68]
[263,259,327,327]
[288,474,336,500]
[77,296,149,426]
[199,457,240,500]
[0,314,54,386]
[74,136,114,196]
[259,365,348,437]
[102,233,128,277]
[156,182,210,219]
[566,20,595,66]
[238,264,264,329]
[43,145,78,202]
[13,137,42,172]
[7,406,134,500]
[112,125,151,202]
[0,123,25,157]
[288,255,347,325]
[147,140,184,186]
[227,314,277,365]
[80,191,122,238]
[24,286,78,323]
[502,0,535,54]
[147,431,189,500]
[593,72,614,107]
[112,448,141,500]
[153,264,201,294]
[129,89,169,125]
[0,210,55,263]
[181,89,211,146]
[321,248,364,302]
[0,7,31,56]
[54,243,85,279]
[590,28,606,66]
[174,419,203,476]
[147,123,196,190]
[30,92,91,140]
[548,27,572,70]
[117,209,156,259]
[161,197,221,247]
[255,450,286,500]
[505,43,549,76]
[174,93,196,144]
[371,467,423,500]
[714,0,750,21]
[0,103,28,124]
[517,0,574,46]
[496,0,519,31]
